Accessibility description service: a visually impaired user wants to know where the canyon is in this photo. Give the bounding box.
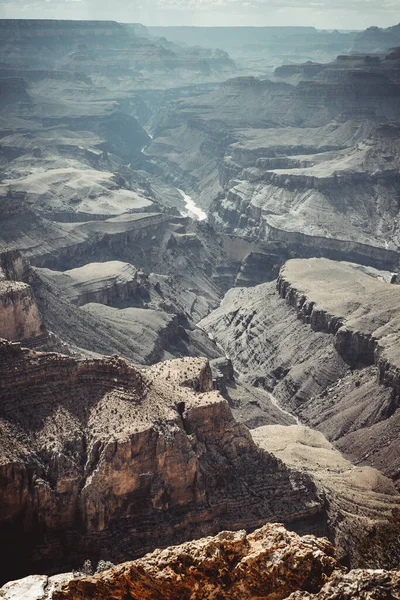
[1,16,400,599]
[200,258,400,488]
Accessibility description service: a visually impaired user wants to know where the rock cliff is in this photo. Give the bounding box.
[0,249,44,343]
[0,341,323,583]
[0,281,43,342]
[200,258,400,489]
[210,122,400,271]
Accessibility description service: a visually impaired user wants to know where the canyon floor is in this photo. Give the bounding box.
[1,17,400,598]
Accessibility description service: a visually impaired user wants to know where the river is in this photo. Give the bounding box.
[177,189,207,221]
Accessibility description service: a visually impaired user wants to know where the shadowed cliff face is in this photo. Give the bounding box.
[0,341,324,583]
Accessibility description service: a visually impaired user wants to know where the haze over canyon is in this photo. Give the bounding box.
[0,11,400,600]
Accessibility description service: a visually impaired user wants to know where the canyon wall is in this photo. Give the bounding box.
[0,250,43,343]
[200,258,400,488]
[0,341,323,583]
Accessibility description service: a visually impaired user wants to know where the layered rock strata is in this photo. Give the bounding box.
[0,341,323,583]
[253,424,400,565]
[210,123,400,271]
[200,258,400,487]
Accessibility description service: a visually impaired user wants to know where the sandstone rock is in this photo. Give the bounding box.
[0,342,323,582]
[1,524,340,600]
[289,569,400,599]
[3,524,400,600]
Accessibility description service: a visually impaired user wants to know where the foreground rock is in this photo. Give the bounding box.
[2,524,400,600]
[0,524,340,599]
[0,341,323,583]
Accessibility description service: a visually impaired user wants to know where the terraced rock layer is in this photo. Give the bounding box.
[200,258,400,487]
[0,340,323,583]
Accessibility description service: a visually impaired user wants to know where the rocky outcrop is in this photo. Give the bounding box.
[0,281,43,342]
[34,524,341,600]
[2,524,399,600]
[0,341,324,583]
[290,570,400,599]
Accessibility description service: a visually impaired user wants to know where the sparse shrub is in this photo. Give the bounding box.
[96,559,115,573]
[81,559,93,576]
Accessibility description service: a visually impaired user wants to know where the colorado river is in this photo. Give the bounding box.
[177,189,207,221]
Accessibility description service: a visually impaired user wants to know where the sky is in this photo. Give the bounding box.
[0,0,399,29]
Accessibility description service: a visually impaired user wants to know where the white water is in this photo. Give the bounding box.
[140,132,153,153]
[178,188,207,221]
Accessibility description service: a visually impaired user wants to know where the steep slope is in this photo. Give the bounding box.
[0,340,324,583]
[199,258,400,488]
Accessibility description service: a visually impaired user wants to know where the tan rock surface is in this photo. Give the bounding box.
[2,524,399,600]
[252,424,400,564]
[0,341,322,583]
[1,524,340,600]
